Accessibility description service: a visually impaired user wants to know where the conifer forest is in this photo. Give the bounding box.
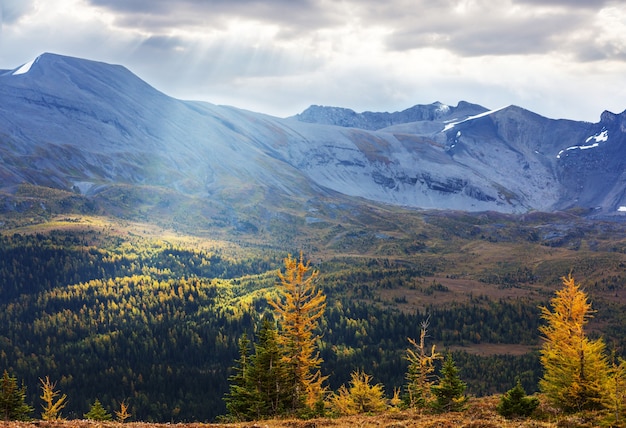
[2,208,626,423]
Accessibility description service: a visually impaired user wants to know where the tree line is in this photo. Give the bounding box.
[220,269,626,425]
[2,230,626,422]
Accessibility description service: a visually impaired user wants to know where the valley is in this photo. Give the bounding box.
[2,196,626,421]
[1,53,626,423]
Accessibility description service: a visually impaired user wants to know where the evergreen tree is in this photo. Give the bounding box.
[224,333,258,421]
[0,370,33,421]
[431,353,467,413]
[245,317,290,419]
[405,319,441,410]
[497,378,539,418]
[268,252,327,414]
[224,318,291,421]
[84,398,112,421]
[539,274,610,412]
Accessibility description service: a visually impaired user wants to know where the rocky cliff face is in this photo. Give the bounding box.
[1,53,625,219]
[292,101,487,130]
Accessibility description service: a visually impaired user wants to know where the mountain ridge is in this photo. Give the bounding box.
[1,52,626,226]
[292,100,489,131]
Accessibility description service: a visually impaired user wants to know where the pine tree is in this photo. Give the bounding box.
[224,318,291,421]
[0,370,33,421]
[430,352,467,413]
[245,317,290,419]
[224,333,258,421]
[539,274,610,412]
[405,319,441,410]
[39,376,67,421]
[84,398,112,421]
[497,378,539,418]
[268,252,327,414]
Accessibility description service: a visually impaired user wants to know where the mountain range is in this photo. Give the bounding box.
[4,53,626,423]
[1,52,626,226]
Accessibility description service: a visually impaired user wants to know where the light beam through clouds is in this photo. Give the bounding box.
[1,0,625,121]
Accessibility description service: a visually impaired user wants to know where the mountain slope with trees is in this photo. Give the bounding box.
[1,206,626,422]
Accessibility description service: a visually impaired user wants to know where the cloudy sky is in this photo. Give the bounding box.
[1,0,625,121]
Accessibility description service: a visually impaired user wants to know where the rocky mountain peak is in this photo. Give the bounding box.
[293,101,488,131]
[1,53,626,219]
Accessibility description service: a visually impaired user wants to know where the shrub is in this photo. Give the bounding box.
[497,378,539,418]
[85,398,112,421]
[330,370,388,415]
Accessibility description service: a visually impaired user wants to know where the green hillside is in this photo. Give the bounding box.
[2,187,626,421]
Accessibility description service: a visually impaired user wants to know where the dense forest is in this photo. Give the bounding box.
[1,210,626,422]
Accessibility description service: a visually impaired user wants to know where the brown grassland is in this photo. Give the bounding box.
[2,396,613,428]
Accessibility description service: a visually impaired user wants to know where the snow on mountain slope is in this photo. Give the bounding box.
[293,101,488,131]
[1,53,626,217]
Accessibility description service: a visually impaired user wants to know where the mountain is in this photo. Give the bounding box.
[4,54,626,423]
[292,101,488,130]
[1,53,626,226]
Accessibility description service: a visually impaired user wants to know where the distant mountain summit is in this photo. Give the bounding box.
[1,53,626,224]
[292,101,488,131]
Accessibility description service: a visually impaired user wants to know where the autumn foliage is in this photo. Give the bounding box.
[268,252,327,413]
[329,370,388,415]
[539,274,612,412]
[225,252,327,420]
[39,376,68,421]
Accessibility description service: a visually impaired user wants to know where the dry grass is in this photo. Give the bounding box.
[0,414,558,428]
[3,397,588,428]
[2,396,619,428]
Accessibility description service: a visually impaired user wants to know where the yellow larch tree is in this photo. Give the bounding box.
[115,400,131,423]
[539,274,610,412]
[39,376,67,421]
[329,370,388,416]
[268,252,327,414]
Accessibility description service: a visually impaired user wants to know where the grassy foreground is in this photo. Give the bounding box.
[4,396,609,428]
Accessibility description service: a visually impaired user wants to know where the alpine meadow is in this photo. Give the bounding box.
[2,54,626,427]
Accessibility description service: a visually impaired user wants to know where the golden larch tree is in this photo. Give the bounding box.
[329,370,388,415]
[539,274,610,412]
[268,252,327,414]
[115,400,131,423]
[39,376,67,421]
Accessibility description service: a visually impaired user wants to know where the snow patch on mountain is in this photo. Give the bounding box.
[12,56,39,75]
[442,106,506,131]
[585,129,608,143]
[556,128,608,158]
[435,102,450,113]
